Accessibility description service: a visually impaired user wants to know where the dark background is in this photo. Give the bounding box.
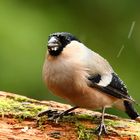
[0,0,140,117]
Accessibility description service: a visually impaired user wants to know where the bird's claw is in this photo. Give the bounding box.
[47,112,63,123]
[38,109,75,123]
[95,122,107,136]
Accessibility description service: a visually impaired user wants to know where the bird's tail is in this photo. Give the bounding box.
[123,100,140,122]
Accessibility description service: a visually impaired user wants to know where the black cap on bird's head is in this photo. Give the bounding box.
[47,32,79,56]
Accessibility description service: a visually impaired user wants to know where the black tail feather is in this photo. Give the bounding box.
[124,100,139,120]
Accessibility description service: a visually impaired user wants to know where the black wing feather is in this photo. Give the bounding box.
[88,73,134,102]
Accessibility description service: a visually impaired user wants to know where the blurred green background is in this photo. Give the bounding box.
[0,0,140,117]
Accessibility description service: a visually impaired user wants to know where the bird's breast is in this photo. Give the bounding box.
[43,55,87,98]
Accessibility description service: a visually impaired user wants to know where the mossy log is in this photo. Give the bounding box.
[0,91,140,140]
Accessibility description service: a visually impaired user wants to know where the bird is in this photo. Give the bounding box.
[39,32,140,136]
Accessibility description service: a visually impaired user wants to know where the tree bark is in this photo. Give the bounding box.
[0,91,140,140]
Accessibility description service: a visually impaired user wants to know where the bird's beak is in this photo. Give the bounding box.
[48,37,61,51]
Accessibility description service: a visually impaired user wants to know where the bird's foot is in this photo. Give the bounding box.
[38,109,75,123]
[95,122,107,136]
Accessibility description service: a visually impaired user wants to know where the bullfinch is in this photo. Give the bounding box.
[39,32,140,136]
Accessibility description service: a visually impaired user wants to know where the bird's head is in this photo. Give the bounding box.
[47,32,79,56]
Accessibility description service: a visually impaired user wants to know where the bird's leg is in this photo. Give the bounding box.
[38,106,78,123]
[53,106,78,123]
[96,107,107,136]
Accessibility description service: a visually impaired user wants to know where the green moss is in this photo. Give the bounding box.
[14,95,29,102]
[77,114,96,121]
[76,122,97,140]
[0,97,48,121]
[105,119,121,127]
[62,114,99,139]
[105,119,140,138]
[61,113,98,124]
[14,95,41,103]
[37,115,48,130]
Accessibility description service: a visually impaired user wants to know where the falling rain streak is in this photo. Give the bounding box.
[117,45,125,58]
[128,21,136,39]
[117,21,136,58]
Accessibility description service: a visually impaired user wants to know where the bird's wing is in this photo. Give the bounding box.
[84,50,135,102]
[88,73,135,102]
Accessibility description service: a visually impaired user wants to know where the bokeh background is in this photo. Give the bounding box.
[0,0,140,117]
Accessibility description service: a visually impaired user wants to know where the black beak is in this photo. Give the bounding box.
[48,37,61,51]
